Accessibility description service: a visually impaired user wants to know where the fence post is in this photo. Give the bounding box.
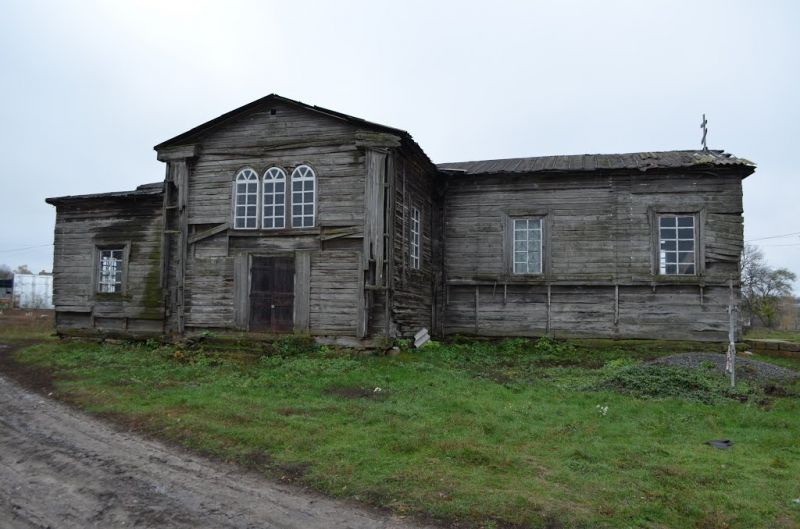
[726,278,737,388]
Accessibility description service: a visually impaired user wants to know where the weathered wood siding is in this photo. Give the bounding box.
[188,102,366,228]
[50,93,753,344]
[51,194,164,335]
[442,169,746,341]
[378,145,439,337]
[162,102,370,337]
[310,250,360,335]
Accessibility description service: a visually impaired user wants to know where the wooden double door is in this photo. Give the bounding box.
[249,256,294,332]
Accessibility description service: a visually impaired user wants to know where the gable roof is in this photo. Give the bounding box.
[437,150,755,176]
[154,93,435,169]
[156,93,406,149]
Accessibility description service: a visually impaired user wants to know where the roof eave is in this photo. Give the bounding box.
[46,188,163,206]
[438,162,757,178]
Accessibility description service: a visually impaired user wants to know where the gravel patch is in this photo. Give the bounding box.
[652,352,799,383]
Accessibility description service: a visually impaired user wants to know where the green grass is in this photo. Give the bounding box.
[12,337,800,529]
[744,329,800,344]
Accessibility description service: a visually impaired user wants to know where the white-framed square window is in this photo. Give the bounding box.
[512,218,543,275]
[97,247,125,293]
[410,206,421,270]
[658,215,696,275]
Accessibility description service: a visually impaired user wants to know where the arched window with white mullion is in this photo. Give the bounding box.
[263,167,286,229]
[291,165,316,228]
[233,168,259,229]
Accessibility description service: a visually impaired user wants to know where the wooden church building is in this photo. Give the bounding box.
[46,94,755,343]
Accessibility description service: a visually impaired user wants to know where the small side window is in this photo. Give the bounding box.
[658,215,696,275]
[512,218,543,275]
[410,206,421,270]
[97,248,125,293]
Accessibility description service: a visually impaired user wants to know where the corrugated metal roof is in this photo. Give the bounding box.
[437,150,755,175]
[46,182,164,205]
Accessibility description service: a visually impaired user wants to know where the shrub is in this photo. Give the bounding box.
[602,357,638,372]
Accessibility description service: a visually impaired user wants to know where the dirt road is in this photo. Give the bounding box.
[0,349,430,528]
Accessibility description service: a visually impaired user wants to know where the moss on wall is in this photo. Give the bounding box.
[138,231,164,320]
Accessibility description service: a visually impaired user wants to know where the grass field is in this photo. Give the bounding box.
[7,334,800,529]
[745,329,800,344]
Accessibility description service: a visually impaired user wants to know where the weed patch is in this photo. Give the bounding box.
[260,334,319,357]
[595,364,756,403]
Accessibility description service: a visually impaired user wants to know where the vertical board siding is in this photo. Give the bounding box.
[294,250,312,331]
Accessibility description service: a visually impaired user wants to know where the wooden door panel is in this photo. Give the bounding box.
[250,256,294,332]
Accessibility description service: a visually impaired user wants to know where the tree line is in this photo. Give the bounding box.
[740,244,798,329]
[0,264,50,279]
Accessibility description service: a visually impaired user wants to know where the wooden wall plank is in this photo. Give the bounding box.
[294,250,311,332]
[442,169,746,341]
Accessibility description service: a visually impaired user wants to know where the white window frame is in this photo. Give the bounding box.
[95,246,127,294]
[512,218,543,275]
[233,168,260,230]
[658,214,696,276]
[262,167,286,229]
[410,206,421,270]
[290,165,316,228]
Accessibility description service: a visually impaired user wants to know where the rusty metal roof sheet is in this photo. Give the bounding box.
[46,182,164,205]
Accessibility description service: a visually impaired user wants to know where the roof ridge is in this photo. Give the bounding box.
[437,149,755,176]
[437,149,730,167]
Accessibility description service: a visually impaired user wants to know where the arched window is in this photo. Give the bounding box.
[233,168,259,229]
[291,165,316,228]
[262,167,286,229]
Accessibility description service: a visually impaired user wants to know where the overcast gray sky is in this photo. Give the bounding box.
[1,0,798,287]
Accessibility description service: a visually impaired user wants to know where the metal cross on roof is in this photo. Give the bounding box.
[700,114,708,151]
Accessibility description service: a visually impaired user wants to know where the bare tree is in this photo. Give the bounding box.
[13,264,32,275]
[740,243,797,328]
[0,264,11,280]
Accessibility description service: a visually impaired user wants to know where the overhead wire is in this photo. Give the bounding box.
[745,231,800,242]
[0,243,52,254]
